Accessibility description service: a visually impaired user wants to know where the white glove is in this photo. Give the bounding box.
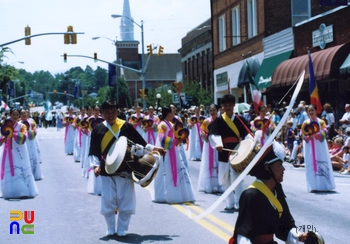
[130,144,144,157]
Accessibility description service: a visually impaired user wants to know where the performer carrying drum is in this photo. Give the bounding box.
[89,100,165,237]
[209,94,252,210]
[231,140,322,244]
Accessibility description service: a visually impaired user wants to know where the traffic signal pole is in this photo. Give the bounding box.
[0,32,84,47]
[64,54,149,76]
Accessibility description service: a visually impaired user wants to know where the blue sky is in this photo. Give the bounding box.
[0,0,210,74]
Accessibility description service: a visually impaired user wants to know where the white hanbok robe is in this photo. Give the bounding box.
[152,120,195,203]
[0,121,38,199]
[73,115,85,162]
[197,117,223,193]
[142,114,159,145]
[64,115,75,154]
[128,113,144,137]
[188,115,203,160]
[302,118,336,192]
[22,118,43,180]
[250,115,275,147]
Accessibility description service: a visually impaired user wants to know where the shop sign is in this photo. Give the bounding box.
[312,23,333,49]
[216,71,228,86]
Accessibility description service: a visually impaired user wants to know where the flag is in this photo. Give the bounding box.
[0,101,9,111]
[227,79,231,94]
[308,52,323,114]
[108,63,117,86]
[246,61,263,113]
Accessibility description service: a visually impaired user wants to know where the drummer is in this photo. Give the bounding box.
[89,100,165,237]
[209,94,252,210]
[231,140,310,244]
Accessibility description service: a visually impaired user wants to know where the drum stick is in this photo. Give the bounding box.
[222,148,238,153]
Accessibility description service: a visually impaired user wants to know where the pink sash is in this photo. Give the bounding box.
[1,138,14,180]
[164,120,178,187]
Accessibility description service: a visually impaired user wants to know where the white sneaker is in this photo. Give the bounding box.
[116,230,127,236]
[341,170,350,175]
[106,228,115,236]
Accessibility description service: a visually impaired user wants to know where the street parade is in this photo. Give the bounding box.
[1,0,350,243]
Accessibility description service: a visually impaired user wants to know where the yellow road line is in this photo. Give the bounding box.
[184,202,235,232]
[172,204,232,242]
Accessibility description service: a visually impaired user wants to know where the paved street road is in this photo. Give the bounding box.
[0,127,349,244]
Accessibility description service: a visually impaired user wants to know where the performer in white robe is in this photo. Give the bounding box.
[172,113,189,169]
[250,105,275,147]
[187,107,204,161]
[73,107,87,162]
[87,106,103,195]
[152,106,195,203]
[301,104,335,192]
[81,106,92,178]
[64,107,75,155]
[0,109,38,199]
[142,106,159,145]
[198,104,223,193]
[128,105,144,137]
[21,109,43,180]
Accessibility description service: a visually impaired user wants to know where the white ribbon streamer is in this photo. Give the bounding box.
[191,70,305,220]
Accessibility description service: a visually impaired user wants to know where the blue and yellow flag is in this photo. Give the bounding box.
[308,52,322,114]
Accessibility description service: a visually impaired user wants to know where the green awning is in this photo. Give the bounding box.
[254,51,293,89]
[340,53,350,76]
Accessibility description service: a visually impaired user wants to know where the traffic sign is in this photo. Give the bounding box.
[172,93,186,104]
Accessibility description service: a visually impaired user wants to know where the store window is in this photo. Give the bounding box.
[247,0,257,38]
[219,14,226,52]
[232,6,241,46]
[291,0,310,26]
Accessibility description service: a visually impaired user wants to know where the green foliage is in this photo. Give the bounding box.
[145,81,212,110]
[0,47,18,99]
[182,81,212,106]
[146,87,173,109]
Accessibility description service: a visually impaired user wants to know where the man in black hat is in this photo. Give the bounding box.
[231,141,309,244]
[89,100,165,237]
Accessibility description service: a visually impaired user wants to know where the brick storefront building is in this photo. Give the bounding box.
[210,0,346,108]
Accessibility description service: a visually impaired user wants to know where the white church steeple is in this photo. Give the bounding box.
[120,0,134,41]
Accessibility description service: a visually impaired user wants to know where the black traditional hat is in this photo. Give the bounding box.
[249,137,286,178]
[161,106,172,120]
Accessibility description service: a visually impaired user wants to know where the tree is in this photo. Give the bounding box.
[182,81,212,106]
[0,47,19,103]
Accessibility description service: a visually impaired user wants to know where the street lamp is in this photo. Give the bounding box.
[156,93,161,112]
[92,36,120,104]
[111,14,146,110]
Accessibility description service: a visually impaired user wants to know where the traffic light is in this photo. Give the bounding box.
[94,53,97,62]
[139,89,144,98]
[24,26,31,45]
[158,45,164,56]
[64,25,77,44]
[64,91,67,95]
[147,44,153,55]
[63,53,67,63]
[144,88,149,99]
